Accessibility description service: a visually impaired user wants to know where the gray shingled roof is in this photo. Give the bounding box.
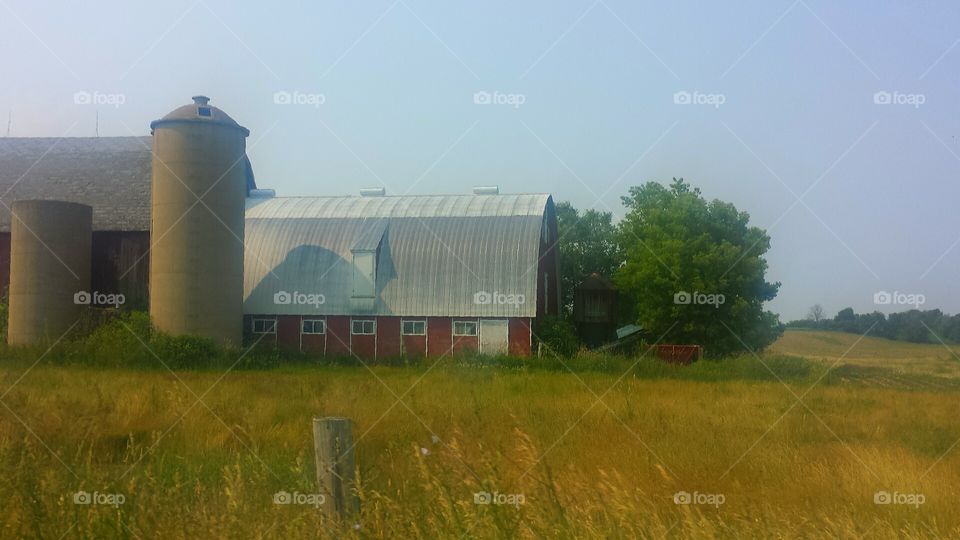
[0,136,256,232]
[0,137,153,231]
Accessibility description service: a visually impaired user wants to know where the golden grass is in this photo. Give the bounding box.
[1,337,958,538]
[771,329,960,378]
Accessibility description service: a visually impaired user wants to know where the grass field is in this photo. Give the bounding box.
[1,329,958,538]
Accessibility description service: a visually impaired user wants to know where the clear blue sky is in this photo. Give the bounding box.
[2,0,958,321]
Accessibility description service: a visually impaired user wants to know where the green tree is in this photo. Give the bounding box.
[555,201,622,315]
[615,178,782,357]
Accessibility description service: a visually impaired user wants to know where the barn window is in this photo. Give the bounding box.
[252,318,276,334]
[352,251,376,298]
[351,319,376,335]
[301,319,325,335]
[453,321,478,336]
[402,319,425,336]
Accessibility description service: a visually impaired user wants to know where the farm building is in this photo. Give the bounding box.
[572,273,618,347]
[0,125,559,358]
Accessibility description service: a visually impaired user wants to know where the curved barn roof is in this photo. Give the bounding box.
[243,194,553,317]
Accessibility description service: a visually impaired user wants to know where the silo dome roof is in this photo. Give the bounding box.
[150,96,249,136]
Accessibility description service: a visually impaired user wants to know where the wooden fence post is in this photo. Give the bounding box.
[313,417,359,518]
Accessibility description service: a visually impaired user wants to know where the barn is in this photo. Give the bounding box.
[243,192,559,358]
[0,135,559,359]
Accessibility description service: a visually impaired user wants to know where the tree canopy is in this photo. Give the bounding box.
[615,178,782,356]
[555,201,621,315]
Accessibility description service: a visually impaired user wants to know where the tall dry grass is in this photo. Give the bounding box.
[0,347,958,538]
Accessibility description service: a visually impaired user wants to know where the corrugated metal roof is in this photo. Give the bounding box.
[243,194,552,317]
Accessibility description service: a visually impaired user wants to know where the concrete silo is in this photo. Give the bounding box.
[8,200,92,346]
[149,96,249,346]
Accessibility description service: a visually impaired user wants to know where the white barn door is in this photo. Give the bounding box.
[480,319,509,355]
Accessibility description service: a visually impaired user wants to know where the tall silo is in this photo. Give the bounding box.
[8,200,92,346]
[149,96,249,346]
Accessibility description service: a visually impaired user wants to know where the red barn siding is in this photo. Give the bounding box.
[276,315,300,351]
[351,318,377,359]
[300,317,326,354]
[301,332,325,354]
[377,316,401,359]
[509,317,532,356]
[326,316,351,356]
[401,320,427,359]
[452,318,479,355]
[427,317,452,358]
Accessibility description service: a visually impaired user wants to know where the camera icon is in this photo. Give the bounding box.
[873,491,891,504]
[673,291,691,305]
[273,291,292,305]
[74,291,92,305]
[474,491,492,505]
[673,91,691,105]
[873,91,892,105]
[873,291,892,305]
[273,490,291,505]
[73,491,91,505]
[473,91,492,105]
[673,491,691,505]
[473,291,492,305]
[273,90,292,105]
[73,91,92,105]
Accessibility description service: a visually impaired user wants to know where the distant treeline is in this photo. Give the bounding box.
[787,307,960,344]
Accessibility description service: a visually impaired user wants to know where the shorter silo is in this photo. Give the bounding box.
[7,200,92,346]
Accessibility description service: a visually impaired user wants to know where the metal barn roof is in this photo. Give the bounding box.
[243,194,553,317]
[0,136,256,232]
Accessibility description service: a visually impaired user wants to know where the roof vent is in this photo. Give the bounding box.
[192,95,210,105]
[473,185,499,195]
[360,187,386,197]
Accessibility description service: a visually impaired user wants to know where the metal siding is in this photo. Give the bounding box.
[243,195,551,318]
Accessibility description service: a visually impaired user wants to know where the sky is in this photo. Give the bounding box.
[1,0,958,321]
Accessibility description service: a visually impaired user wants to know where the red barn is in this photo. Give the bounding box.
[242,192,560,359]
